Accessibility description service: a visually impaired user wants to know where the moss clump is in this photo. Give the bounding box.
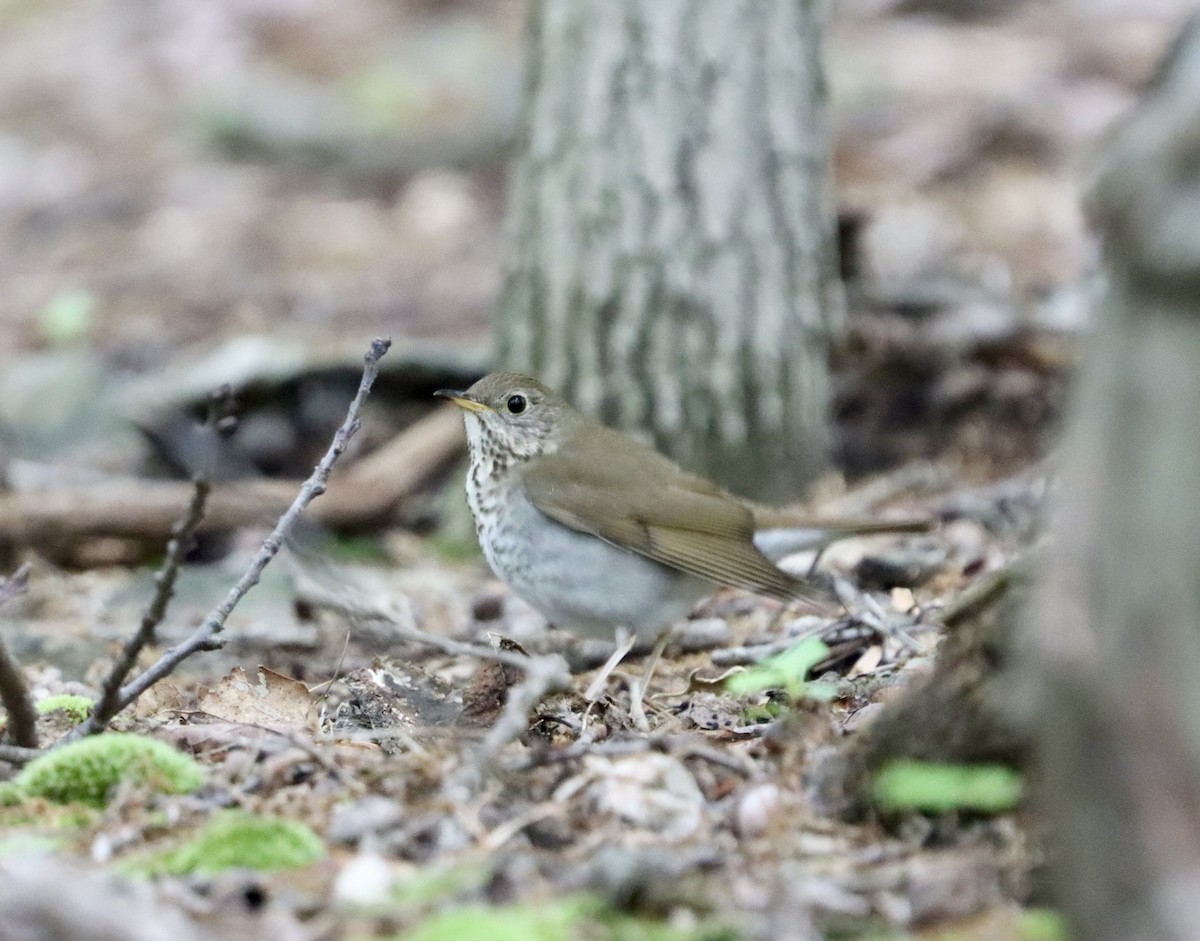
[0,781,25,807]
[154,812,324,876]
[13,733,203,808]
[36,695,93,722]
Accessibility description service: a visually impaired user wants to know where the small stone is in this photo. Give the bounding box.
[673,617,732,652]
[733,782,781,839]
[328,796,405,845]
[334,851,395,906]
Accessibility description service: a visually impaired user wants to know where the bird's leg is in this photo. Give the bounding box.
[628,629,669,732]
[584,627,637,703]
[805,546,828,579]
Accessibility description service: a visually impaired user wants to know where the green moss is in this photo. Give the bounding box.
[0,781,25,806]
[36,695,93,722]
[153,812,324,876]
[13,733,203,808]
[391,895,736,941]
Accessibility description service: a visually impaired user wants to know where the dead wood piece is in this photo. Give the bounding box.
[0,480,287,543]
[0,743,41,764]
[0,399,465,552]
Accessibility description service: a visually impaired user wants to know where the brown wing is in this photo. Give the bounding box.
[522,425,821,605]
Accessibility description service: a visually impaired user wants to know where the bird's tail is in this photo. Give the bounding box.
[750,511,932,563]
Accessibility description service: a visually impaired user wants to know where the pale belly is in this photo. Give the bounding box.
[472,480,709,641]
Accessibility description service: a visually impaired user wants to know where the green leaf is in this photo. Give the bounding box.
[872,760,1022,814]
[725,637,830,700]
[39,288,95,345]
[1019,908,1068,941]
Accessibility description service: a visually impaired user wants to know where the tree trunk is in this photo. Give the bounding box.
[499,0,841,501]
[1022,20,1200,941]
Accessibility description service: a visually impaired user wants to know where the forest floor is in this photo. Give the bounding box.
[0,0,1195,939]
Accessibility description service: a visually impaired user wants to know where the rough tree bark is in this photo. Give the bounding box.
[499,0,842,500]
[1021,20,1200,941]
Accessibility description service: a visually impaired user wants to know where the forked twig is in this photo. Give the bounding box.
[78,337,392,730]
[78,480,210,736]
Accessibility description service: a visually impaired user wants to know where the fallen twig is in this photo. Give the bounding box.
[300,587,561,675]
[102,338,392,718]
[0,742,41,765]
[344,608,572,794]
[0,405,464,551]
[450,652,570,795]
[817,461,953,517]
[940,560,1022,629]
[0,563,37,750]
[380,615,557,674]
[378,612,573,774]
[344,611,573,794]
[73,480,211,738]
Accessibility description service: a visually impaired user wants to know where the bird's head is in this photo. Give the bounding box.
[435,372,570,461]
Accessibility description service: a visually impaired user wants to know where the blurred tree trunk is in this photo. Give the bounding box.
[499,0,842,501]
[1022,20,1200,941]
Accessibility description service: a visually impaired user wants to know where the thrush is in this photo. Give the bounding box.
[437,372,927,728]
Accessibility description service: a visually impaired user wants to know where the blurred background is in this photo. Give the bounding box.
[0,0,1194,691]
[0,0,1188,488]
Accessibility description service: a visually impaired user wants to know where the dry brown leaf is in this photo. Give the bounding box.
[132,679,191,718]
[196,665,316,732]
[849,645,884,677]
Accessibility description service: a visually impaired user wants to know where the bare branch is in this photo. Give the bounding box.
[104,337,392,718]
[338,609,572,794]
[0,563,37,749]
[75,480,211,737]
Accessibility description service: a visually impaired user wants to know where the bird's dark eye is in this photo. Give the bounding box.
[506,394,527,414]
